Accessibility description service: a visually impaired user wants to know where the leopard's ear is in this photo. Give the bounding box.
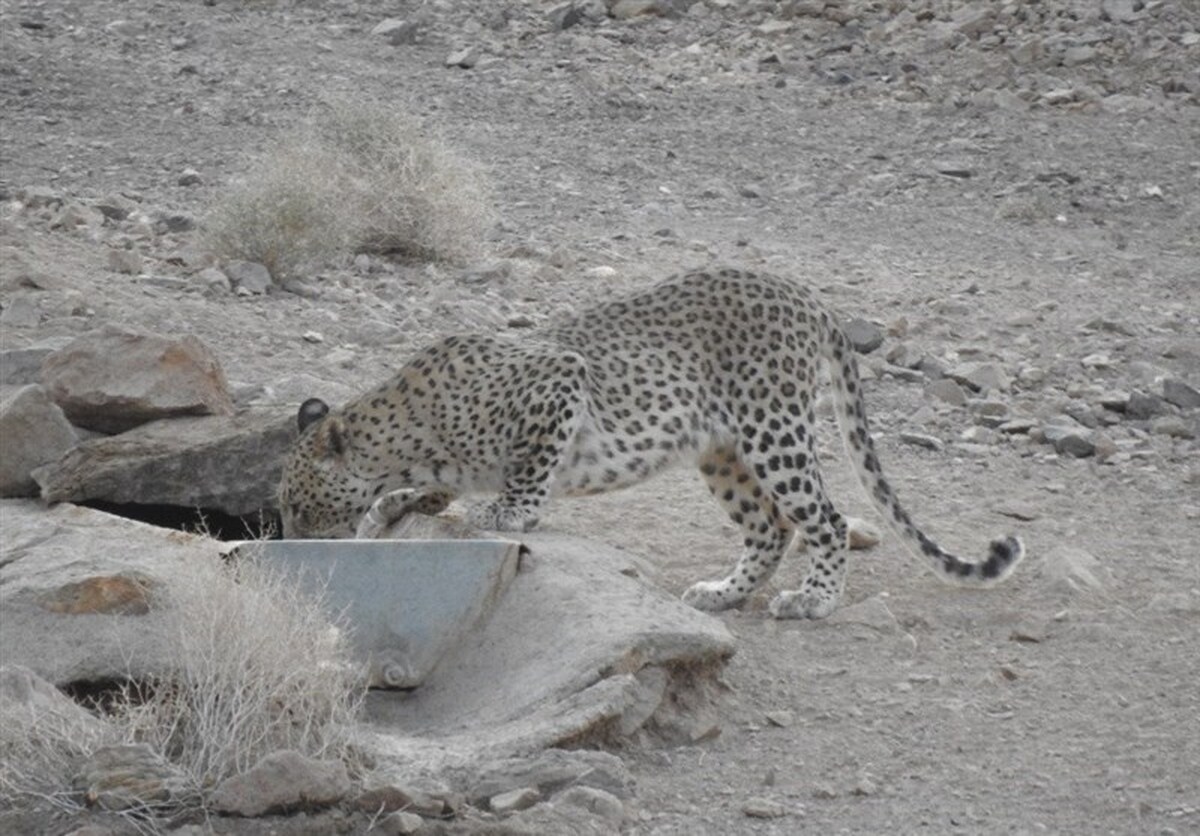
[313,415,349,460]
[297,399,348,460]
[298,398,330,433]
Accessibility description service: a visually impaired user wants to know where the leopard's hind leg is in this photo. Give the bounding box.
[682,445,794,612]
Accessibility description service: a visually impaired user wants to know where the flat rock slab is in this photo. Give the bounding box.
[0,500,221,686]
[233,538,523,689]
[32,407,293,516]
[361,530,735,777]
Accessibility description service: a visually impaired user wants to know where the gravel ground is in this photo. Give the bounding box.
[1,1,1197,834]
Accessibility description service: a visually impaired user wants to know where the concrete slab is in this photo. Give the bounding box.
[230,539,522,689]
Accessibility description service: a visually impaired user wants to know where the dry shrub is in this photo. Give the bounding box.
[202,145,354,279]
[114,551,365,793]
[0,552,365,817]
[204,100,495,278]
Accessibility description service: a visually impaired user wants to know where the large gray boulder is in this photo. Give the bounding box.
[0,384,78,496]
[40,324,235,433]
[32,407,294,516]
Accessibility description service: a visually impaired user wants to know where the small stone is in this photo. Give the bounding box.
[548,3,585,31]
[210,750,351,817]
[302,331,325,344]
[959,426,1000,445]
[177,168,202,186]
[899,431,944,452]
[381,811,424,835]
[372,18,420,45]
[1163,378,1200,410]
[1101,0,1142,23]
[225,260,273,293]
[934,160,974,178]
[490,787,541,814]
[842,318,884,354]
[1041,423,1095,458]
[1062,46,1097,67]
[356,785,447,818]
[1081,353,1115,370]
[94,194,136,221]
[743,797,788,818]
[812,784,838,800]
[1126,391,1166,420]
[155,212,196,233]
[610,0,668,19]
[73,744,184,811]
[445,46,480,69]
[1151,416,1193,439]
[846,516,880,549]
[196,266,231,293]
[106,248,142,275]
[765,710,794,728]
[948,362,1011,393]
[926,378,968,407]
[997,418,1036,435]
[554,786,625,823]
[823,595,899,634]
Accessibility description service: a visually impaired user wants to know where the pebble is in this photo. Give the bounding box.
[372,18,421,45]
[1041,422,1096,458]
[490,786,541,814]
[225,260,273,294]
[106,248,142,275]
[177,168,202,187]
[1126,391,1166,420]
[926,378,968,407]
[842,318,884,353]
[446,46,480,69]
[764,710,794,727]
[381,811,424,835]
[742,797,788,818]
[948,362,1011,393]
[1151,416,1193,439]
[1162,378,1200,410]
[900,431,944,451]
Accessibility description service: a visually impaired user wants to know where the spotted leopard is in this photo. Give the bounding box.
[279,268,1024,618]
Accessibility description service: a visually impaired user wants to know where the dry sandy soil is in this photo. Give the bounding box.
[2,1,1198,834]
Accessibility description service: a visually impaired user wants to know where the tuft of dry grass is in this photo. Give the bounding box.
[204,99,495,279]
[0,551,365,820]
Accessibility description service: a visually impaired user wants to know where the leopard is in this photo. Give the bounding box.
[278,267,1024,619]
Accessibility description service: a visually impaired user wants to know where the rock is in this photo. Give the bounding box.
[372,18,420,45]
[224,260,273,294]
[743,797,788,818]
[947,362,1011,393]
[94,194,136,221]
[998,418,1036,435]
[356,784,449,818]
[554,786,625,823]
[549,3,585,30]
[899,431,944,452]
[846,516,880,549]
[926,378,968,407]
[0,502,223,685]
[0,295,42,328]
[155,212,196,233]
[1101,0,1142,23]
[611,0,669,19]
[468,749,634,804]
[1126,391,1167,420]
[380,811,425,835]
[40,325,235,433]
[842,318,884,353]
[1151,416,1194,439]
[40,573,154,615]
[73,744,185,811]
[105,248,142,275]
[33,407,293,517]
[210,750,351,817]
[445,46,480,69]
[0,385,78,496]
[765,710,794,728]
[617,664,668,736]
[1041,546,1107,593]
[491,786,542,814]
[1063,46,1098,67]
[0,665,108,739]
[1163,378,1200,410]
[195,266,232,293]
[1041,422,1096,458]
[177,168,202,186]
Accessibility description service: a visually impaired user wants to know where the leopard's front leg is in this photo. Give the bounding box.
[356,488,455,539]
[467,352,588,533]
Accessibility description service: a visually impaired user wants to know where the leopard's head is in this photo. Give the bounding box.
[278,398,376,539]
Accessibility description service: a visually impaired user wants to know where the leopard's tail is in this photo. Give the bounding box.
[821,318,1024,587]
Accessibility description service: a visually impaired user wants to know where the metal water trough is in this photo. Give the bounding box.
[227,539,522,689]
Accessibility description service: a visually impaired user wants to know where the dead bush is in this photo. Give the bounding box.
[204,100,495,278]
